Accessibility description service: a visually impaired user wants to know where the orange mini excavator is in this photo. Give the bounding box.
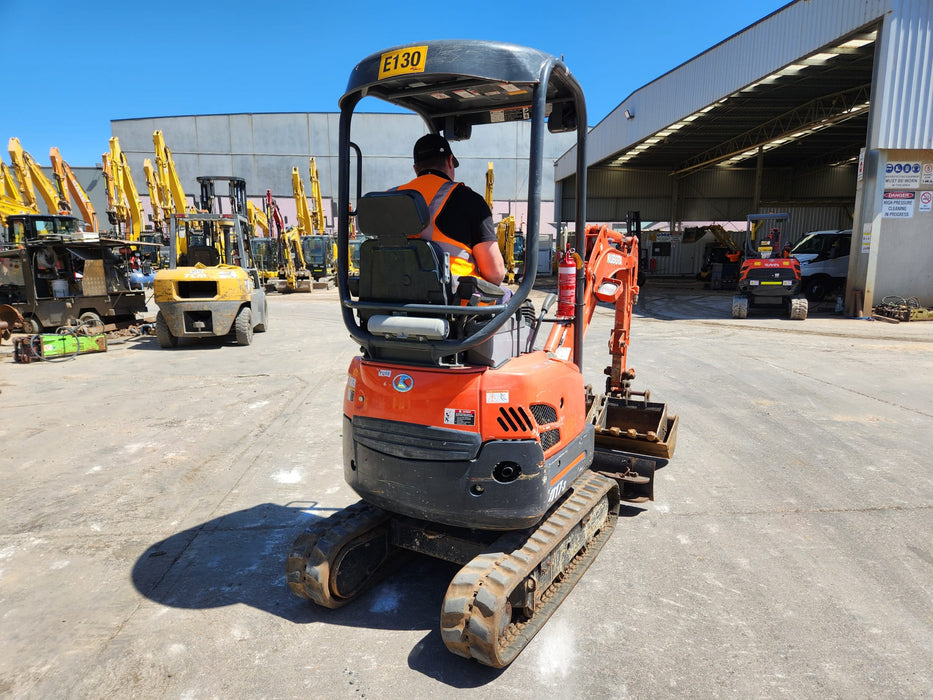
[286,40,678,668]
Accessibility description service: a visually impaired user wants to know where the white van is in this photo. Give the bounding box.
[789,229,852,300]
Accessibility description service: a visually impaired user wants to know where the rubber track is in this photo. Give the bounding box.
[285,500,391,608]
[439,471,618,667]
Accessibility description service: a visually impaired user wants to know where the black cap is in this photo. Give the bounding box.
[413,133,459,168]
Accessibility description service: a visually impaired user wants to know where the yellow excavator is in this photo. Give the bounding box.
[152,176,268,347]
[299,157,337,280]
[1,160,38,231]
[148,131,196,238]
[49,147,99,233]
[7,138,69,217]
[484,162,522,284]
[101,137,143,241]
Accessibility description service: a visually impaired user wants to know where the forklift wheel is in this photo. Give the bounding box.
[155,312,178,348]
[235,307,253,346]
[22,317,42,335]
[78,312,105,336]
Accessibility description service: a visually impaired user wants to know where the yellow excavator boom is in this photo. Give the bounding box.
[49,147,99,231]
[0,161,37,226]
[485,161,494,209]
[8,138,67,215]
[247,200,269,236]
[102,137,143,241]
[152,131,191,218]
[2,162,25,204]
[292,167,314,236]
[309,157,325,234]
[485,162,517,283]
[143,159,165,233]
[7,138,39,211]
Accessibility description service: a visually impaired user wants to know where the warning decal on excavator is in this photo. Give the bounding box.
[444,408,475,426]
[378,46,428,79]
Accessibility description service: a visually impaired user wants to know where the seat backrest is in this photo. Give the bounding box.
[358,238,449,304]
[187,245,220,266]
[356,190,450,305]
[357,190,429,238]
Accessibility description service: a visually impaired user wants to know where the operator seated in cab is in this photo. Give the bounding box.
[394,134,508,299]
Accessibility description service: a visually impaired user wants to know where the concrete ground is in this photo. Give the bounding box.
[1,281,931,699]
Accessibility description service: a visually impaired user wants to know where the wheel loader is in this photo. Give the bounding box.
[286,40,678,668]
[152,176,268,347]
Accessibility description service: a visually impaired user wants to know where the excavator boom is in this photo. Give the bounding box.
[49,147,99,231]
[104,137,143,241]
[309,157,326,234]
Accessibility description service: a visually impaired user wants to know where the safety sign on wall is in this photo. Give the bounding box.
[884,162,922,189]
[922,163,933,185]
[881,191,915,218]
[919,191,933,213]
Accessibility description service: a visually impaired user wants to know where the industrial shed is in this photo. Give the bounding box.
[111,113,575,238]
[555,0,933,311]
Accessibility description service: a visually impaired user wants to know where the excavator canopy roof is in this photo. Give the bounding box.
[340,40,583,133]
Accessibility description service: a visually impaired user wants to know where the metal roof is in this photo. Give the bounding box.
[556,0,931,181]
[339,40,584,133]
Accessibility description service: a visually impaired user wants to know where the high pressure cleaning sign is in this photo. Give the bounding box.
[881,191,915,218]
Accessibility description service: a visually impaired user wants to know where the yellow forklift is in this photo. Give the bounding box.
[152,176,268,347]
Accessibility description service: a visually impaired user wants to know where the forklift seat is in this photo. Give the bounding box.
[187,245,220,267]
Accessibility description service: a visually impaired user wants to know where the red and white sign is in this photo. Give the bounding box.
[919,191,933,213]
[882,191,915,218]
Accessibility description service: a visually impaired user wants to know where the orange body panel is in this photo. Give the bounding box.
[345,350,587,458]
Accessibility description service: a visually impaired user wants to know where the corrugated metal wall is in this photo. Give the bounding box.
[873,0,933,149]
[561,163,858,227]
[112,113,576,208]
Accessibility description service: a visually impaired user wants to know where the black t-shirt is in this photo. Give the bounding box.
[417,170,496,248]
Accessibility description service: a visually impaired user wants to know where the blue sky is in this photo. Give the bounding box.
[0,0,790,167]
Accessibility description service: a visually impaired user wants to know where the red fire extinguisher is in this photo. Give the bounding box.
[557,244,577,317]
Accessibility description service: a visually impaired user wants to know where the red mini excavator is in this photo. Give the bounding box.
[286,40,678,668]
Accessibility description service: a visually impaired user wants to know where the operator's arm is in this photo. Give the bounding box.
[473,239,506,285]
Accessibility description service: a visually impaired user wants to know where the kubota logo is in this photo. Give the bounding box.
[392,374,414,392]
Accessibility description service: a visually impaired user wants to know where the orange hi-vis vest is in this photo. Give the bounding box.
[394,173,479,278]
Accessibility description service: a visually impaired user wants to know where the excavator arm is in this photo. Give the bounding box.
[1,161,37,226]
[309,157,325,234]
[49,147,99,231]
[247,201,269,236]
[7,138,38,211]
[8,138,66,215]
[142,159,165,234]
[103,137,143,241]
[152,131,192,218]
[292,167,314,236]
[544,224,641,391]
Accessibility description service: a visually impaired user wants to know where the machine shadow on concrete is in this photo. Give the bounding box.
[131,499,647,685]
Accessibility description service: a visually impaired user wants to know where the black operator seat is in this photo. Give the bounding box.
[356,190,450,304]
[354,189,531,367]
[355,190,453,342]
